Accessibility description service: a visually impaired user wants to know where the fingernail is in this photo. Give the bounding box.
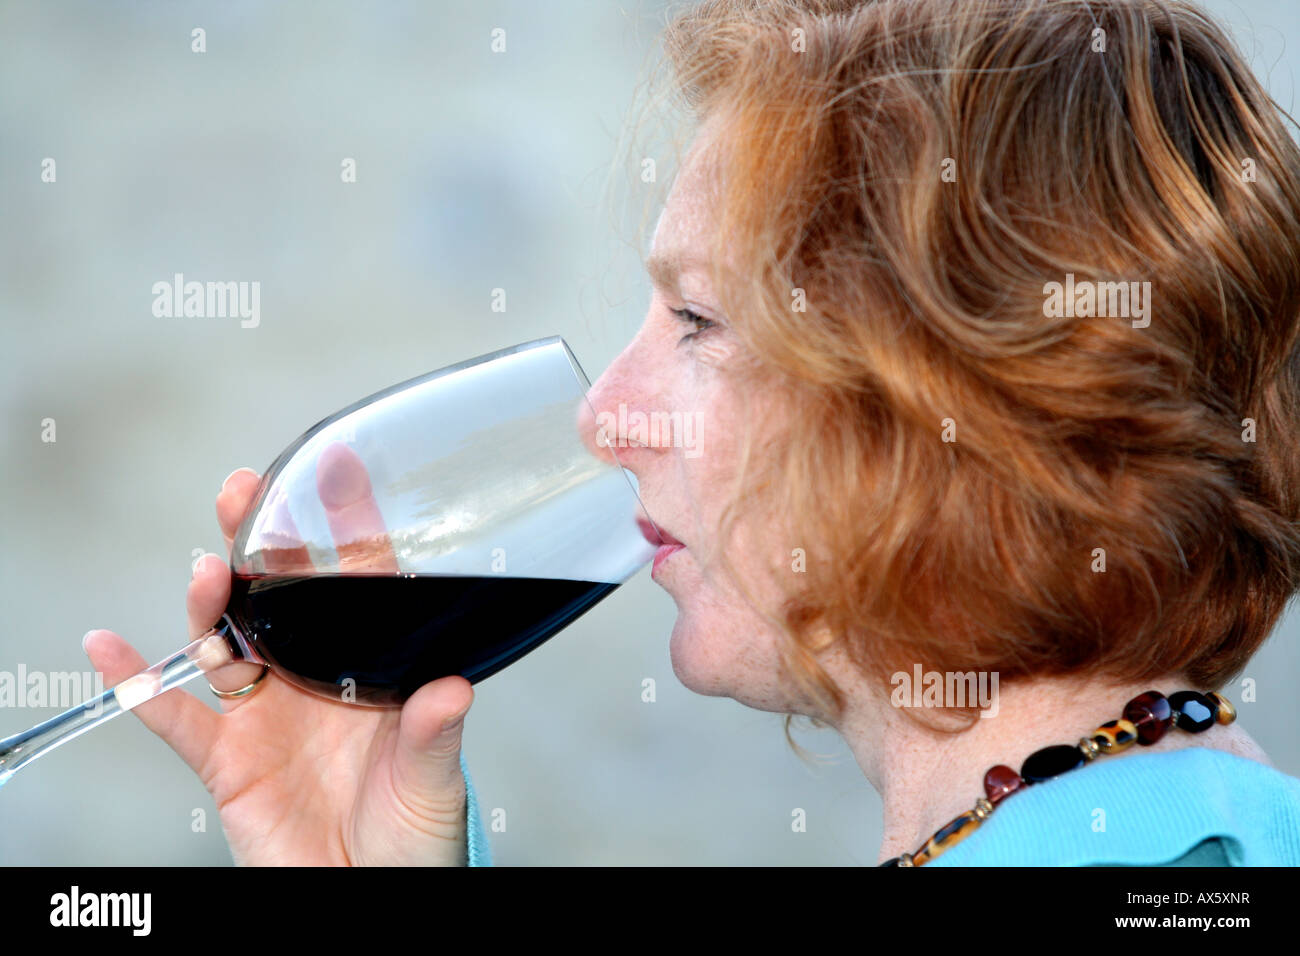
[221,467,257,491]
[82,630,99,652]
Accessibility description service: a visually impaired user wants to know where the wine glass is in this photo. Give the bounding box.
[0,336,666,787]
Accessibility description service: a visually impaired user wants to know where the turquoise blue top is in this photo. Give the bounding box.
[460,747,1300,866]
[461,753,493,867]
[926,746,1300,866]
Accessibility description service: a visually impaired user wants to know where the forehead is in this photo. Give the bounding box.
[648,120,725,284]
[655,142,717,241]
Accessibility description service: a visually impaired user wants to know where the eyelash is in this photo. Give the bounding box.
[672,307,716,343]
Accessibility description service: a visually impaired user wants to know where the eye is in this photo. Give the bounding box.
[672,307,716,344]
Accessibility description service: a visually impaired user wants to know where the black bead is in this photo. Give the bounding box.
[879,857,901,867]
[1169,690,1216,733]
[1020,744,1085,784]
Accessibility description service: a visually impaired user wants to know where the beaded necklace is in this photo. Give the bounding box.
[879,688,1237,866]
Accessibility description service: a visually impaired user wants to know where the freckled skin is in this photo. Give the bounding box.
[585,117,1274,862]
[586,117,798,714]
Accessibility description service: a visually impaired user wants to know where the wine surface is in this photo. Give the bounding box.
[226,573,617,705]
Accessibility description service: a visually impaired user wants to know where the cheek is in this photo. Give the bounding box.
[661,359,804,701]
[675,378,743,540]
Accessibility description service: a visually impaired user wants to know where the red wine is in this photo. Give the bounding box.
[225,573,617,705]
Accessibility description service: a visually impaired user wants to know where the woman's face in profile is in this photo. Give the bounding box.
[585,125,817,717]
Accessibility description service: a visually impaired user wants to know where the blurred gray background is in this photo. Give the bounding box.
[2,0,1298,865]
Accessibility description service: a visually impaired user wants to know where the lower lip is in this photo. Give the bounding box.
[652,544,686,577]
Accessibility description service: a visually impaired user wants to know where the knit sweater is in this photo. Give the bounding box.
[460,746,1300,866]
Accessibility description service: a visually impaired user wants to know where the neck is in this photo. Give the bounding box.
[825,667,1270,864]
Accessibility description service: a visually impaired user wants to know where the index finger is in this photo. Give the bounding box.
[217,468,262,553]
[316,441,400,573]
[221,471,315,574]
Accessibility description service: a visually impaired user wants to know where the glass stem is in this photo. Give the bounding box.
[0,616,248,787]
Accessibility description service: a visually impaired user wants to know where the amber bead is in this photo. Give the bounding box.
[1020,744,1085,784]
[1091,718,1138,753]
[1207,691,1236,725]
[1122,690,1173,745]
[1168,690,1215,733]
[983,764,1024,805]
[911,811,981,865]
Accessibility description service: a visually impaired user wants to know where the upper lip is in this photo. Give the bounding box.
[638,515,685,548]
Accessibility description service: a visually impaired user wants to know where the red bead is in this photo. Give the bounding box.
[1123,690,1173,745]
[983,764,1023,805]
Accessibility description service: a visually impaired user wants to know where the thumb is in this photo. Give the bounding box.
[388,676,474,816]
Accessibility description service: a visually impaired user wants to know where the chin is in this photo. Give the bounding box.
[667,613,801,714]
[667,615,732,698]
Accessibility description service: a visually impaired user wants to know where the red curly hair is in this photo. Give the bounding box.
[640,0,1300,733]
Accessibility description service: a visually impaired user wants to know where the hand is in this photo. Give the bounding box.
[83,445,476,865]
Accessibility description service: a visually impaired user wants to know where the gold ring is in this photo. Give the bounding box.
[209,664,272,700]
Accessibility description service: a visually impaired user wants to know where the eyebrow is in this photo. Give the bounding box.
[644,249,707,290]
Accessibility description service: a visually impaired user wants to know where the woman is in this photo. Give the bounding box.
[84,0,1300,866]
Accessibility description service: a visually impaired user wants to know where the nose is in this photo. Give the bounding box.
[575,395,616,466]
[575,325,660,473]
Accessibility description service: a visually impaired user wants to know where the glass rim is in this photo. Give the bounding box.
[237,336,668,565]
